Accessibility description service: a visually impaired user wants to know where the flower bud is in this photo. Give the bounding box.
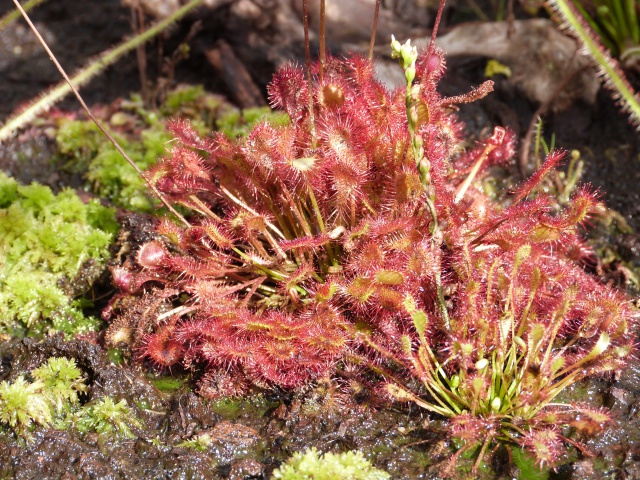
[405,65,416,84]
[390,35,402,55]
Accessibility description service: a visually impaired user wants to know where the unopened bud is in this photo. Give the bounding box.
[390,35,402,54]
[405,65,416,84]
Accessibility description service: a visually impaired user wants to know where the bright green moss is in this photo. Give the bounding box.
[0,172,116,336]
[0,377,52,433]
[55,85,289,212]
[0,358,86,435]
[57,120,162,212]
[32,357,87,414]
[0,357,143,440]
[76,397,142,439]
[272,447,390,480]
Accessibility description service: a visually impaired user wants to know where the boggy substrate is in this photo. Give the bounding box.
[1,332,640,479]
[0,335,448,479]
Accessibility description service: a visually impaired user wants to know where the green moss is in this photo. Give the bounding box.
[272,447,390,480]
[210,395,276,420]
[56,120,163,212]
[55,86,289,213]
[0,173,116,336]
[209,397,244,420]
[148,375,187,394]
[76,397,142,439]
[176,433,213,451]
[31,357,87,414]
[0,358,87,435]
[216,106,289,139]
[0,357,145,441]
[0,377,52,433]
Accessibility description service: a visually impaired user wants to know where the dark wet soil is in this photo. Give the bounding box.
[0,335,450,479]
[1,1,640,479]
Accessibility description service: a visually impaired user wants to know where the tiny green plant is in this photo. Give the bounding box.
[271,447,390,480]
[76,397,142,439]
[0,357,85,435]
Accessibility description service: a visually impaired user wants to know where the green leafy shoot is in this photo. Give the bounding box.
[0,377,52,433]
[31,357,87,414]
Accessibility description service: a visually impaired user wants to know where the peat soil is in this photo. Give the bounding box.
[0,1,640,479]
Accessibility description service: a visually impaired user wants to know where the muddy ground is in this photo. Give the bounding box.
[0,1,640,479]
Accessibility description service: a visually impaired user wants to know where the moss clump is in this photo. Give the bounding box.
[56,120,167,212]
[0,357,143,440]
[0,172,116,336]
[0,377,52,434]
[272,448,390,480]
[76,397,142,439]
[31,356,87,413]
[216,105,289,138]
[0,357,86,434]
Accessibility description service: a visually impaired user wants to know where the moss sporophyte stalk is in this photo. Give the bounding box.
[101,32,639,468]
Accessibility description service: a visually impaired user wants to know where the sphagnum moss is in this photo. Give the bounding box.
[0,357,143,441]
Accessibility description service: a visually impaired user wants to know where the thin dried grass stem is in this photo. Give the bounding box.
[10,0,191,228]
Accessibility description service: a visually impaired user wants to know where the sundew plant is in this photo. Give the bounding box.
[100,1,637,469]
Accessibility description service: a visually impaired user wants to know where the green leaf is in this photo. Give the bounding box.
[511,447,549,480]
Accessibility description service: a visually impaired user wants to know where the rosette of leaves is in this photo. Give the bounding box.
[105,40,637,467]
[0,172,116,336]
